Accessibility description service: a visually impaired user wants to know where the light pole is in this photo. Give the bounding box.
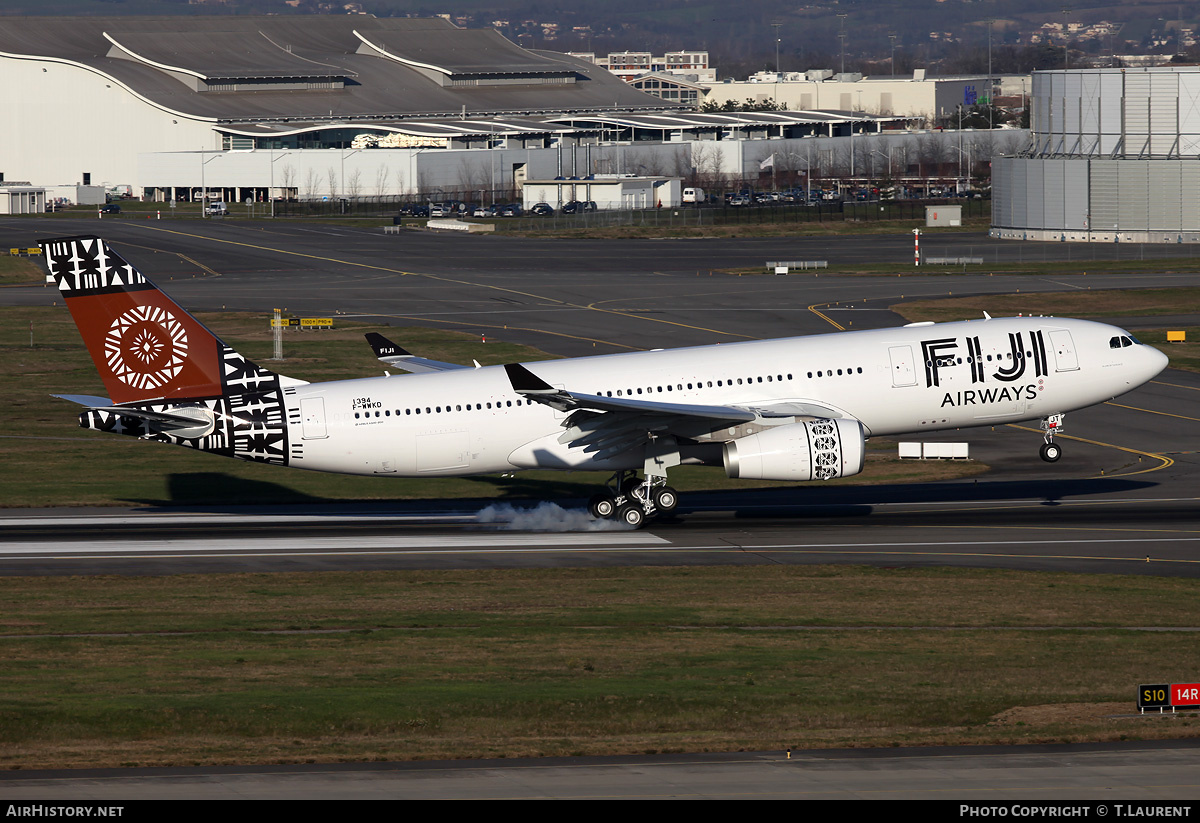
[1062,8,1070,70]
[889,34,897,77]
[199,149,220,218]
[987,19,994,129]
[270,150,290,218]
[871,149,892,180]
[837,14,848,74]
[772,22,782,74]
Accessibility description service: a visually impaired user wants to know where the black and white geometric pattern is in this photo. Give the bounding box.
[42,235,148,296]
[104,305,189,392]
[45,235,292,467]
[807,419,843,480]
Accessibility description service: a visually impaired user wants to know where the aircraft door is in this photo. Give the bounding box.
[1048,330,1079,371]
[888,345,918,387]
[300,397,328,439]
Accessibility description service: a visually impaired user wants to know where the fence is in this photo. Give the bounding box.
[493,197,991,232]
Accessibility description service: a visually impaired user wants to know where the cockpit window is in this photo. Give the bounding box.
[1110,336,1121,349]
[1128,335,1142,345]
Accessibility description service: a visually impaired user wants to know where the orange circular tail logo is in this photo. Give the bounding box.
[103,306,189,391]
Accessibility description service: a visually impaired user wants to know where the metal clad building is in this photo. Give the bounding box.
[993,67,1200,243]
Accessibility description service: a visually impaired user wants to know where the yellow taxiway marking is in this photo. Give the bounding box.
[129,225,753,341]
[1152,379,1200,392]
[1006,424,1173,478]
[1106,401,1200,423]
[807,303,845,331]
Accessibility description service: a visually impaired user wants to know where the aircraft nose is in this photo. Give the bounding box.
[1148,345,1170,378]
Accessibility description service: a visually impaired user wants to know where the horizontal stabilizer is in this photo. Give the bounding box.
[52,394,112,407]
[365,332,469,374]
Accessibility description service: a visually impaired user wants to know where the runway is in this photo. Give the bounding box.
[2,217,1199,577]
[4,740,1200,799]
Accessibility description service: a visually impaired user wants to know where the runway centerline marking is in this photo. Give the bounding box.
[0,533,668,556]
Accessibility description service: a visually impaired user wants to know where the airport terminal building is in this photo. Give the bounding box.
[0,15,976,206]
[992,67,1200,243]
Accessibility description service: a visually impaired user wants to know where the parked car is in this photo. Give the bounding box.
[473,204,497,218]
[498,203,523,217]
[529,202,554,216]
[99,204,121,214]
[728,194,750,207]
[561,200,597,214]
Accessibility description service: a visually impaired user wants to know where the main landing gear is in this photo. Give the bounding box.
[588,469,679,529]
[1039,413,1064,463]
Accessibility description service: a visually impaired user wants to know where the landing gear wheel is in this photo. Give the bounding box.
[621,477,647,501]
[653,486,679,514]
[1040,442,1062,463]
[589,494,616,519]
[617,504,646,529]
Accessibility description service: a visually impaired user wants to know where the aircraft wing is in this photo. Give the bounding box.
[505,363,758,461]
[505,363,756,421]
[365,332,472,374]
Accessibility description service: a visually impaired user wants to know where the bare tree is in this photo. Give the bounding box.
[327,166,339,199]
[303,167,319,200]
[374,165,391,197]
[690,142,723,190]
[280,164,296,201]
[346,168,363,199]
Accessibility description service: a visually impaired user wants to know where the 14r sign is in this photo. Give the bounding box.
[1140,683,1200,713]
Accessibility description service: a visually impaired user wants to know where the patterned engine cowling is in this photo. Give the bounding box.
[722,418,865,481]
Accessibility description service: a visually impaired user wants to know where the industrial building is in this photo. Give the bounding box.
[992,67,1200,243]
[701,70,1019,123]
[0,15,1001,206]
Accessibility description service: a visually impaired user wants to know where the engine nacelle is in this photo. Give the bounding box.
[723,418,865,481]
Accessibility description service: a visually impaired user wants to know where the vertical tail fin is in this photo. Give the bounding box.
[42,235,292,466]
[42,235,274,404]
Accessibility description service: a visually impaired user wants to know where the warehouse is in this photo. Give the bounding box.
[992,67,1200,243]
[0,15,982,203]
[0,15,666,197]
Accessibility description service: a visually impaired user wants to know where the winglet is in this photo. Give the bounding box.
[365,332,410,360]
[504,363,556,393]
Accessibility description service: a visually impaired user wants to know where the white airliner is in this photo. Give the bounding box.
[44,235,1168,527]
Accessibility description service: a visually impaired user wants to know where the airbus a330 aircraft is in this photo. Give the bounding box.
[44,235,1168,527]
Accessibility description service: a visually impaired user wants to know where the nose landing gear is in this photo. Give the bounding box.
[1039,413,1064,462]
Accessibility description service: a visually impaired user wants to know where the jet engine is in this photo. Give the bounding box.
[722,418,865,481]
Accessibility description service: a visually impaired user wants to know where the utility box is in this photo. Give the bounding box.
[926,205,962,227]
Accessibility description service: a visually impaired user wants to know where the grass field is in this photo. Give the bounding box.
[0,255,43,285]
[3,566,1198,769]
